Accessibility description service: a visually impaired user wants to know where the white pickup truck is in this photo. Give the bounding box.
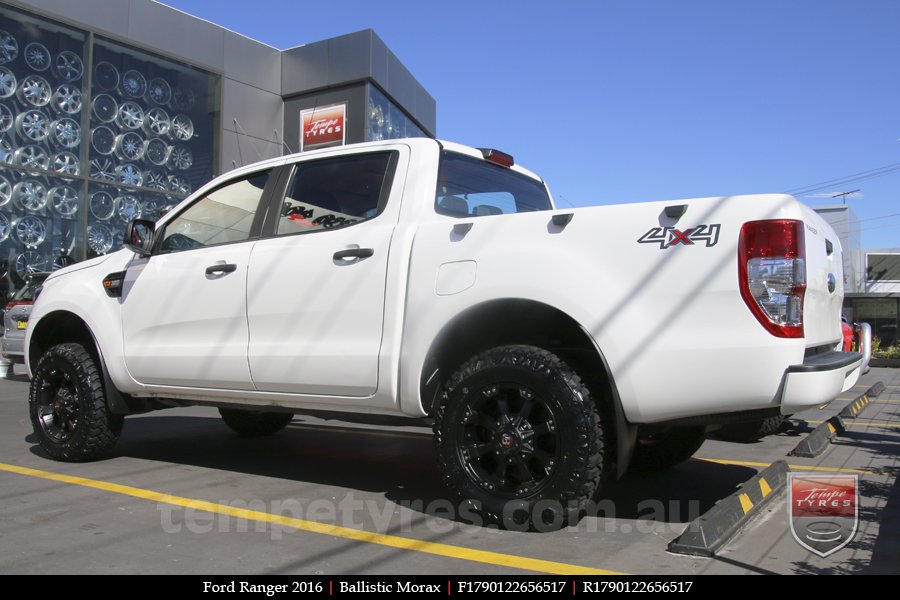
[25,138,861,529]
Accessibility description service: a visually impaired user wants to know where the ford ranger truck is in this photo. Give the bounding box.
[25,138,861,530]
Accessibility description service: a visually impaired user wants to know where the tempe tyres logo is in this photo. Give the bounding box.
[788,473,859,557]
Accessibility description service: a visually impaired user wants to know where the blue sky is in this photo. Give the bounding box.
[165,0,900,248]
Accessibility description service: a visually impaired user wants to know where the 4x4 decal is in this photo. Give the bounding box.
[637,224,721,249]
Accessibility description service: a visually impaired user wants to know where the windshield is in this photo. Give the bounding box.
[435,151,552,218]
[11,275,48,303]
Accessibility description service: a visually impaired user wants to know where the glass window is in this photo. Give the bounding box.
[434,151,552,218]
[0,3,221,295]
[158,170,270,252]
[367,84,426,141]
[866,254,900,282]
[277,153,394,235]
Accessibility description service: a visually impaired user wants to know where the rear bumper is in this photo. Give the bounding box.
[780,351,862,414]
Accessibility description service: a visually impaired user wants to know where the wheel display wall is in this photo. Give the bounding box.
[0,3,219,297]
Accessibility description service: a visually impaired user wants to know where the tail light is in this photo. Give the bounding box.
[738,220,806,338]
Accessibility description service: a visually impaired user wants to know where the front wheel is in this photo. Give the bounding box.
[218,408,294,436]
[29,343,123,462]
[434,345,607,531]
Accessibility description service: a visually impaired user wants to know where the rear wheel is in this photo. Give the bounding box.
[434,345,607,531]
[628,427,706,473]
[29,343,123,461]
[218,408,293,436]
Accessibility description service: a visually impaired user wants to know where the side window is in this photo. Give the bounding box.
[435,151,553,218]
[158,170,271,253]
[277,152,394,235]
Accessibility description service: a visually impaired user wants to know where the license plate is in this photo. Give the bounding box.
[16,320,27,330]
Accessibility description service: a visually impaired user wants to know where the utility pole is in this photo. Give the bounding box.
[831,189,860,205]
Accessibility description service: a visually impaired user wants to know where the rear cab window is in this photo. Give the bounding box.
[434,150,553,218]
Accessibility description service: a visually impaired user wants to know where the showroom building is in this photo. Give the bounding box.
[0,0,435,296]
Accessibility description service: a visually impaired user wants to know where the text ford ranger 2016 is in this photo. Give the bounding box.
[25,138,861,530]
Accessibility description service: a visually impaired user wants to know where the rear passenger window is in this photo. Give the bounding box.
[435,151,552,218]
[277,152,395,235]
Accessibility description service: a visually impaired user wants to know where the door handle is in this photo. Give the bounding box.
[205,263,237,275]
[333,248,374,260]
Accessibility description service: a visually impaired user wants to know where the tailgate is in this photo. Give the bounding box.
[799,206,845,347]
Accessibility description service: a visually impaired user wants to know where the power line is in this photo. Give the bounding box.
[785,160,900,195]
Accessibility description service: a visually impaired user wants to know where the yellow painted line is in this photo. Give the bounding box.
[697,458,872,475]
[286,424,431,441]
[0,462,622,576]
[738,493,753,514]
[759,478,772,498]
[827,423,836,434]
[809,419,900,429]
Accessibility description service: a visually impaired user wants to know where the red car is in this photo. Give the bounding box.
[841,317,853,352]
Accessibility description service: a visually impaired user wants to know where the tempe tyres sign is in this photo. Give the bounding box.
[300,104,346,151]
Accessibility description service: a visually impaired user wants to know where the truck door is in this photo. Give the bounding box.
[246,149,403,397]
[122,168,276,390]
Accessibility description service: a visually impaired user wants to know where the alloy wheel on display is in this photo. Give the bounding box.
[15,109,51,142]
[115,131,144,161]
[0,103,12,132]
[116,164,143,187]
[15,250,48,279]
[90,125,116,155]
[91,93,117,123]
[143,138,170,166]
[0,174,11,206]
[167,146,192,170]
[116,194,142,222]
[143,107,170,136]
[143,169,168,191]
[51,118,81,148]
[0,67,16,98]
[87,223,113,254]
[53,51,83,82]
[120,70,147,99]
[49,186,79,217]
[0,30,18,64]
[116,101,144,130]
[52,84,82,114]
[89,158,116,181]
[0,136,15,164]
[93,62,119,92]
[15,214,47,247]
[169,114,193,141]
[24,43,51,71]
[13,145,50,170]
[18,75,52,106]
[168,175,191,195]
[89,190,115,221]
[147,77,171,105]
[51,151,79,175]
[13,179,48,211]
[0,213,9,242]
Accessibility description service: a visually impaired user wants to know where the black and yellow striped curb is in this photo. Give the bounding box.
[839,381,885,418]
[789,416,844,458]
[668,460,789,557]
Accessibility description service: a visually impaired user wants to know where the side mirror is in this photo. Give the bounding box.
[123,219,156,257]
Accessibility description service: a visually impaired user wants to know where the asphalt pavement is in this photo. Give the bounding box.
[0,366,897,575]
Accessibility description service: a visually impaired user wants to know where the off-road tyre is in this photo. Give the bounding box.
[29,343,123,462]
[434,345,607,531]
